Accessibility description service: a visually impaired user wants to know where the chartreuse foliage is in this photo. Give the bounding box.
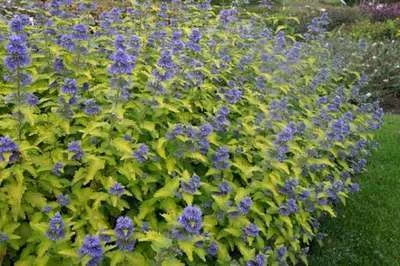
[0,1,383,266]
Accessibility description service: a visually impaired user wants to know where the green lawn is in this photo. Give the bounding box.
[309,114,400,265]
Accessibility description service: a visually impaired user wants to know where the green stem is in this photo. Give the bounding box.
[16,67,22,142]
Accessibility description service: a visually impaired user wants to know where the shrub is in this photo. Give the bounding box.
[347,19,400,40]
[279,4,366,33]
[0,2,382,266]
[361,2,400,21]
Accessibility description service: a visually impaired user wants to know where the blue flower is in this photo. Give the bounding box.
[198,138,210,155]
[219,9,238,25]
[218,181,232,195]
[247,254,265,266]
[0,136,19,163]
[279,179,299,196]
[54,57,65,73]
[129,35,141,50]
[214,106,230,132]
[46,212,65,241]
[187,28,202,52]
[114,216,134,239]
[115,216,135,251]
[68,141,84,160]
[178,206,203,234]
[52,162,64,176]
[9,15,30,32]
[224,88,242,104]
[133,144,149,163]
[57,34,75,51]
[57,194,70,207]
[109,183,124,196]
[42,205,52,214]
[73,24,88,40]
[279,199,298,216]
[25,93,39,106]
[109,49,135,75]
[277,246,287,260]
[83,99,100,116]
[4,34,30,71]
[243,223,259,237]
[327,118,350,142]
[180,174,201,194]
[157,50,175,70]
[208,242,218,256]
[238,196,252,214]
[172,31,185,53]
[213,147,230,170]
[116,238,136,252]
[349,183,360,193]
[0,232,8,243]
[61,78,78,95]
[114,35,125,50]
[79,235,103,266]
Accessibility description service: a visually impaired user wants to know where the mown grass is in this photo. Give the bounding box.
[309,114,400,266]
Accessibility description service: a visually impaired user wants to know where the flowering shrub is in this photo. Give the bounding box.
[361,2,400,21]
[0,1,383,265]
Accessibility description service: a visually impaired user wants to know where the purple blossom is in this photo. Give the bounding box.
[198,138,210,155]
[180,174,201,194]
[114,35,125,50]
[109,183,124,196]
[219,9,238,25]
[208,242,218,256]
[218,181,232,195]
[52,162,64,176]
[57,194,70,207]
[279,179,299,196]
[238,196,252,214]
[46,212,65,241]
[83,99,100,116]
[114,216,134,240]
[68,141,84,160]
[276,144,289,162]
[172,31,185,53]
[243,223,259,237]
[0,136,19,163]
[178,206,203,234]
[57,34,75,51]
[5,34,30,71]
[25,93,39,106]
[199,123,213,138]
[277,246,287,259]
[79,235,103,266]
[349,183,360,193]
[187,28,201,52]
[279,199,298,216]
[109,49,135,75]
[327,118,350,141]
[61,78,78,95]
[133,144,149,163]
[72,24,88,40]
[0,232,8,243]
[247,254,265,266]
[42,205,52,214]
[54,57,65,73]
[213,147,230,170]
[129,35,141,50]
[224,88,242,104]
[9,15,30,33]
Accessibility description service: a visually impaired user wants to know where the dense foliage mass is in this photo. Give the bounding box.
[0,1,383,265]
